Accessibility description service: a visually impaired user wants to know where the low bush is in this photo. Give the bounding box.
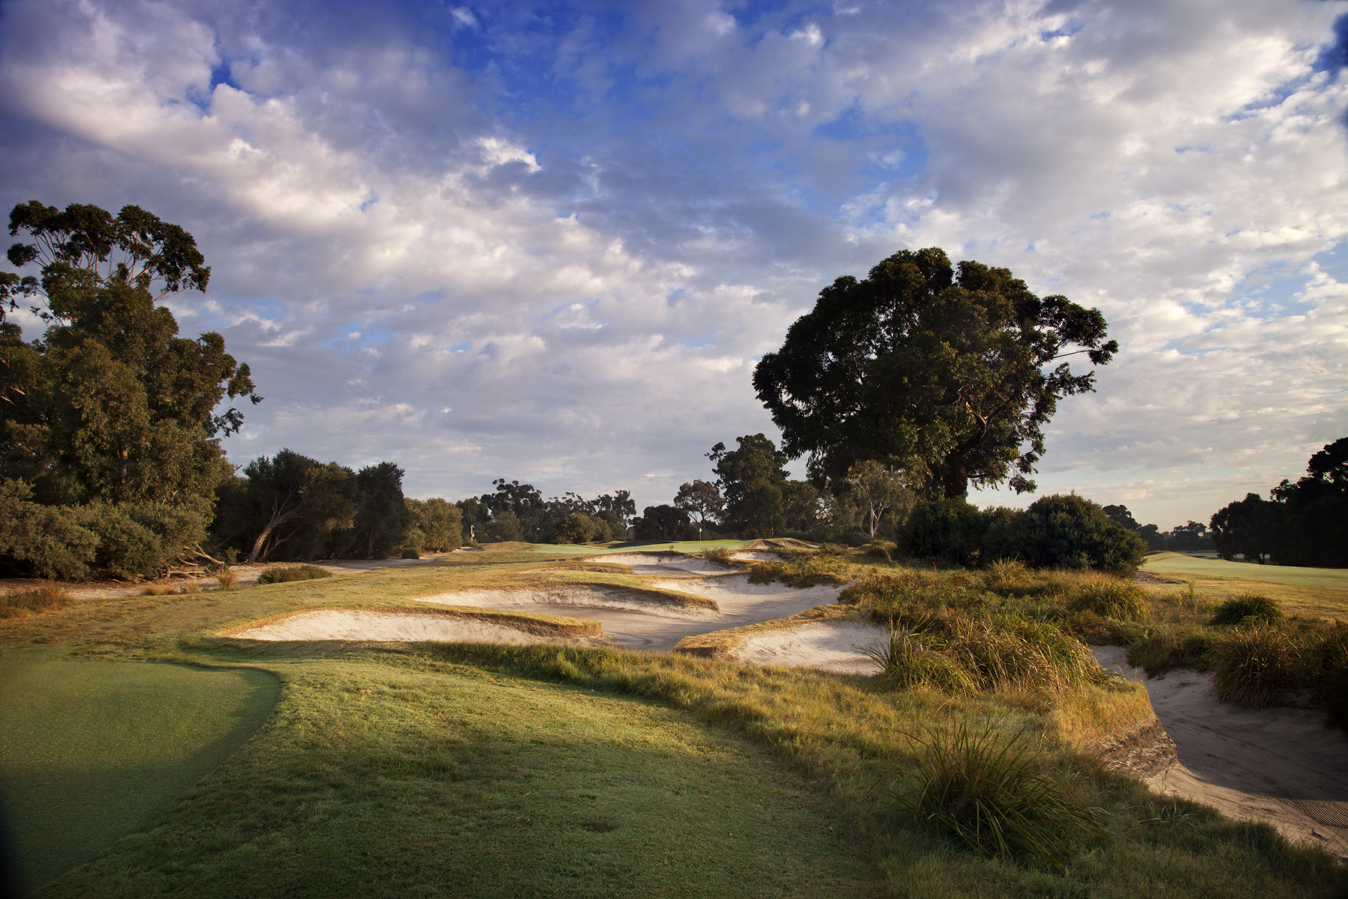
[1211,626,1304,707]
[0,585,74,618]
[1210,593,1286,627]
[1067,579,1151,621]
[1014,494,1147,576]
[401,549,420,560]
[701,547,735,568]
[257,565,333,585]
[862,540,895,563]
[746,553,849,588]
[881,724,1105,871]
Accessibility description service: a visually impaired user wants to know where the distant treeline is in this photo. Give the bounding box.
[1207,439,1347,567]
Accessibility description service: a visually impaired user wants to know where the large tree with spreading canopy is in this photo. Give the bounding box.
[753,248,1116,499]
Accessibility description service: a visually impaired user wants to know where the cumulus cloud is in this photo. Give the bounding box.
[1,0,1345,527]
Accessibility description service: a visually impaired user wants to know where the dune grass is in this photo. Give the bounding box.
[0,649,279,895]
[0,585,74,618]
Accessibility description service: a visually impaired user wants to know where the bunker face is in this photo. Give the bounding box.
[729,621,885,676]
[1096,646,1348,861]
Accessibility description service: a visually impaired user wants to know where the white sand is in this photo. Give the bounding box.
[421,586,718,619]
[1094,646,1348,861]
[730,621,885,675]
[231,610,589,645]
[412,553,846,653]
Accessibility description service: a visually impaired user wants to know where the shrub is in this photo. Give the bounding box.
[257,564,333,585]
[882,724,1105,871]
[863,540,895,563]
[1014,494,1147,576]
[401,548,421,559]
[1211,626,1304,707]
[902,498,988,566]
[701,547,735,568]
[1067,579,1151,621]
[0,586,75,619]
[1210,593,1285,627]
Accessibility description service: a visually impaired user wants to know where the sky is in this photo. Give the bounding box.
[1,0,1346,531]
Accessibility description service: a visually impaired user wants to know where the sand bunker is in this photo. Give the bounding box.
[730,621,885,675]
[422,586,717,618]
[415,554,849,653]
[231,610,594,645]
[1095,646,1348,861]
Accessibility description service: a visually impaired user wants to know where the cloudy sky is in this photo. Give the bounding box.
[2,0,1346,530]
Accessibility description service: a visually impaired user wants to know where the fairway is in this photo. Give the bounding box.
[1143,552,1348,591]
[0,650,279,895]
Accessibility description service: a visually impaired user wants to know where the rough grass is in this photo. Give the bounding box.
[1211,626,1304,707]
[1211,593,1286,627]
[880,723,1106,871]
[0,585,74,618]
[257,564,334,585]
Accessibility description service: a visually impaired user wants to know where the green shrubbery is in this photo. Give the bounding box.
[256,564,333,585]
[902,494,1146,575]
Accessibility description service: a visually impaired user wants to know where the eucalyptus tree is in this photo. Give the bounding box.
[753,248,1116,499]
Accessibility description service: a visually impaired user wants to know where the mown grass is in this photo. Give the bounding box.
[36,653,877,899]
[0,649,278,895]
[1,544,1345,897]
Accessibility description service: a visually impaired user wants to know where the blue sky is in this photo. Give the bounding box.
[2,0,1346,530]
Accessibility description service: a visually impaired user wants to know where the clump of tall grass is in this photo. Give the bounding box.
[1066,579,1151,621]
[1126,626,1215,674]
[1211,625,1304,707]
[215,566,238,591]
[1211,593,1286,627]
[1312,623,1348,727]
[880,724,1105,871]
[862,540,895,563]
[0,585,74,618]
[141,583,175,596]
[701,547,735,568]
[865,613,1102,696]
[257,564,333,585]
[746,553,849,588]
[863,625,976,693]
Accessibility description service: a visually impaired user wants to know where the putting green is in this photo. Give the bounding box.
[1143,552,1348,591]
[0,650,279,895]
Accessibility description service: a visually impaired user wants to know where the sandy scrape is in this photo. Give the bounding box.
[230,609,597,645]
[729,621,885,675]
[1094,646,1348,861]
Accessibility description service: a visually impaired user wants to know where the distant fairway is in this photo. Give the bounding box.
[1143,552,1348,591]
[0,650,279,895]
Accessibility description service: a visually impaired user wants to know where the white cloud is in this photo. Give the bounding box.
[1,0,1345,528]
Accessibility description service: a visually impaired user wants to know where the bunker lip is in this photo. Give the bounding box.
[1095,646,1348,862]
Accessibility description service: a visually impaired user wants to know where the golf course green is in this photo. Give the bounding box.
[0,650,279,895]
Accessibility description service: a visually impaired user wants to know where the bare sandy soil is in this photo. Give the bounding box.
[1095,646,1348,862]
[730,621,885,675]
